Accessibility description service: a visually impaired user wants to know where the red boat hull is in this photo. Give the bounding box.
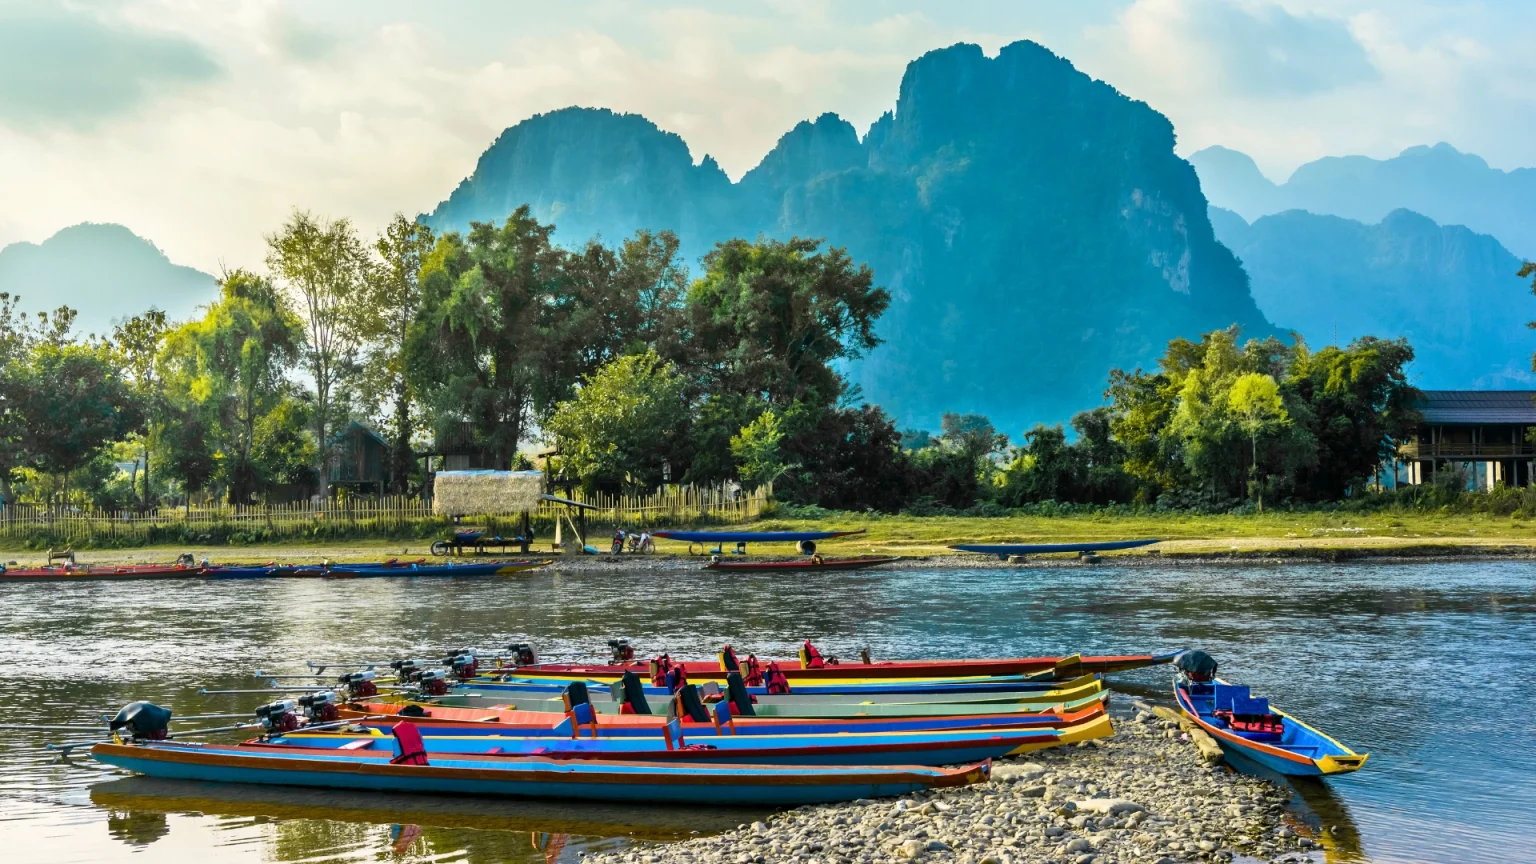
[0,564,202,581]
[705,556,900,572]
[495,650,1178,681]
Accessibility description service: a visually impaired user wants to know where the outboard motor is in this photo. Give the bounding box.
[414,669,449,697]
[1175,650,1219,683]
[298,691,339,723]
[109,701,172,741]
[446,652,478,680]
[508,643,537,667]
[338,670,377,699]
[608,638,635,664]
[255,699,300,733]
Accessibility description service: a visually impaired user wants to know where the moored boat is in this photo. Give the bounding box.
[949,539,1159,559]
[261,717,1096,766]
[704,555,899,572]
[207,560,550,579]
[90,735,990,805]
[1172,650,1367,777]
[491,644,1182,682]
[0,563,205,581]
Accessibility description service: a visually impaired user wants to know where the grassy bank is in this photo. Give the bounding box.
[29,507,1536,566]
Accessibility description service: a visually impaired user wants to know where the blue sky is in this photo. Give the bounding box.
[1,0,1532,271]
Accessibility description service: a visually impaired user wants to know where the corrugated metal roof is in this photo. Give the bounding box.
[1416,390,1536,424]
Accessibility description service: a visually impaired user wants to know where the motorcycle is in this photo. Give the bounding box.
[626,531,655,554]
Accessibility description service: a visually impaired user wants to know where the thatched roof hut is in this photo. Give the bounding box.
[432,470,544,517]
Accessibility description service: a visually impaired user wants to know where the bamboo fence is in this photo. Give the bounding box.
[0,484,772,548]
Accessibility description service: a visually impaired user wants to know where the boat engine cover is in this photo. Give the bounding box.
[109,701,172,740]
[1175,650,1219,680]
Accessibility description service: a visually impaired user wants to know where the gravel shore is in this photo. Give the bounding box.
[588,705,1322,864]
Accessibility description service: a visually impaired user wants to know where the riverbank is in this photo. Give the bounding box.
[29,532,1536,570]
[590,705,1315,864]
[7,507,1533,565]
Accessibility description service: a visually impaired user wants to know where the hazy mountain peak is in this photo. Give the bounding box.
[421,39,1273,430]
[0,222,215,335]
[1194,142,1536,257]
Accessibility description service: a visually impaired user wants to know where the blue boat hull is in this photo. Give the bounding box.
[651,530,865,543]
[92,743,986,805]
[950,539,1158,557]
[1174,681,1367,777]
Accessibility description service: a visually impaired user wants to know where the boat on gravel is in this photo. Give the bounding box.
[949,539,1159,559]
[90,733,990,805]
[491,642,1182,683]
[261,718,1087,766]
[1172,650,1368,777]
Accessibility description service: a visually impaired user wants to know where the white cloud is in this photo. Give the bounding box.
[0,0,1531,280]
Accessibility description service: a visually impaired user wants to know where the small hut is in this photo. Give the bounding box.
[431,470,596,553]
[432,470,544,517]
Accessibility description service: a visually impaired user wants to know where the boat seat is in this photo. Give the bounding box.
[340,739,373,751]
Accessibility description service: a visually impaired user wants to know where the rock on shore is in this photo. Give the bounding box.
[588,707,1319,864]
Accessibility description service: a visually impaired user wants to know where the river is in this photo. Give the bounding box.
[0,560,1530,863]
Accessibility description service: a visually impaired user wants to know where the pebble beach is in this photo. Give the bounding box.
[591,704,1322,864]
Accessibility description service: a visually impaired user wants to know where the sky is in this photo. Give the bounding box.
[1,0,1534,272]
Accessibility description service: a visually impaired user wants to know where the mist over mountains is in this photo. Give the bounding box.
[1191,143,1536,259]
[0,223,215,336]
[1210,207,1534,389]
[426,40,1274,433]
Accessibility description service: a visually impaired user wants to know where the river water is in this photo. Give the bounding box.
[0,561,1530,863]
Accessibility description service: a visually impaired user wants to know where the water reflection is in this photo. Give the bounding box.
[0,561,1528,863]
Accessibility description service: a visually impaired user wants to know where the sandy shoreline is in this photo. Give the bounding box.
[588,702,1322,864]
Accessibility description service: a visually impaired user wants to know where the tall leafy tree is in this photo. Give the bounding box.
[265,211,370,486]
[1228,372,1288,511]
[357,214,435,493]
[110,310,170,507]
[16,341,141,505]
[544,350,688,494]
[160,270,304,503]
[414,208,561,467]
[685,237,889,409]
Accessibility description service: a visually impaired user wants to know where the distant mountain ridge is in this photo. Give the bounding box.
[1191,143,1536,258]
[1212,206,1533,389]
[425,40,1275,432]
[0,223,215,336]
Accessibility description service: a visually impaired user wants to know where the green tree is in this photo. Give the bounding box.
[940,413,1009,468]
[265,211,370,487]
[414,209,560,468]
[160,270,304,503]
[17,341,141,505]
[544,350,688,493]
[356,214,435,494]
[730,409,792,490]
[685,237,889,409]
[1524,260,1536,372]
[110,310,170,507]
[1228,372,1288,511]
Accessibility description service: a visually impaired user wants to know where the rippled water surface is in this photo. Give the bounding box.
[0,561,1531,863]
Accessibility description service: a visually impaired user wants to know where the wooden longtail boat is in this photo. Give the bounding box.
[651,530,867,544]
[949,539,1159,559]
[0,563,204,581]
[469,673,1064,698]
[90,738,989,805]
[457,673,1106,712]
[439,689,1108,719]
[492,649,1179,683]
[206,560,550,579]
[262,718,1103,766]
[704,555,899,572]
[1174,679,1368,777]
[339,700,1108,737]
